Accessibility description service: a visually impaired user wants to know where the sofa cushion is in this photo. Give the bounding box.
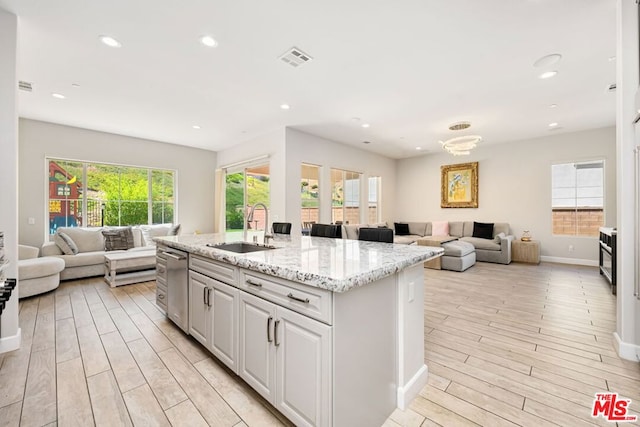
[442,240,475,257]
[460,236,501,251]
[449,222,464,237]
[407,222,427,237]
[493,223,510,236]
[54,231,79,255]
[432,221,449,236]
[55,251,106,268]
[140,224,180,246]
[55,227,105,253]
[102,227,135,251]
[132,227,143,248]
[425,222,432,236]
[462,221,475,237]
[18,256,65,281]
[394,223,410,235]
[473,222,494,239]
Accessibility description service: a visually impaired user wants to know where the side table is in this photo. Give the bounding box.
[512,240,540,264]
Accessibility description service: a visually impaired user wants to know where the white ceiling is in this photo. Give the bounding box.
[0,0,616,159]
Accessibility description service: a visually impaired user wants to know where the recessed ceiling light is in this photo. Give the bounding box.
[361,123,370,128]
[533,54,562,68]
[362,141,371,144]
[548,122,559,128]
[449,121,471,131]
[549,104,558,108]
[280,104,290,110]
[51,93,65,99]
[192,125,201,130]
[71,83,80,88]
[200,35,218,47]
[415,147,422,150]
[99,35,121,48]
[608,56,616,62]
[351,117,361,122]
[539,71,558,79]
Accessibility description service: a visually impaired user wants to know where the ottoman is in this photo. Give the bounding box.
[441,240,476,272]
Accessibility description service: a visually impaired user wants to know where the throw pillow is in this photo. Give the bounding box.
[102,227,135,251]
[473,222,494,239]
[394,223,410,236]
[54,231,79,255]
[168,223,181,236]
[431,221,450,237]
[494,232,506,244]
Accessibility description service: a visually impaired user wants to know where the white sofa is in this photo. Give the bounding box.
[18,244,65,298]
[41,225,178,281]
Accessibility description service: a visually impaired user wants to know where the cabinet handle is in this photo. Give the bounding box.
[246,279,262,288]
[287,293,310,304]
[157,266,165,274]
[158,294,165,299]
[274,319,280,347]
[267,316,273,343]
[207,288,212,307]
[203,287,207,305]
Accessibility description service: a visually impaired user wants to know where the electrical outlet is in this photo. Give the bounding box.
[568,245,574,253]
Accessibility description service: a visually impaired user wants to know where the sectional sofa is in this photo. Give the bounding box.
[393,221,514,264]
[342,221,514,265]
[41,224,179,280]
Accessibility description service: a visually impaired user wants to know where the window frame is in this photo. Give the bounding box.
[551,159,605,237]
[46,157,177,236]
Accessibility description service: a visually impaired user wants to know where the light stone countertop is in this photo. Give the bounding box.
[155,233,443,293]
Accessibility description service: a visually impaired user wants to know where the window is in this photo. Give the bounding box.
[368,176,381,223]
[301,163,320,226]
[47,159,175,234]
[331,168,361,224]
[552,160,604,236]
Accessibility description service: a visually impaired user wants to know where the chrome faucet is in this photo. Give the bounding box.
[247,202,272,244]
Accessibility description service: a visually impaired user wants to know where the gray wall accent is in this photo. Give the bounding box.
[19,119,217,248]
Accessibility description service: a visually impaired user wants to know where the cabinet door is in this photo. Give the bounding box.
[275,306,332,427]
[238,291,276,403]
[188,271,210,347]
[211,280,238,373]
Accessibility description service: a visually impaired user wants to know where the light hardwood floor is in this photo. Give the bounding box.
[0,262,638,426]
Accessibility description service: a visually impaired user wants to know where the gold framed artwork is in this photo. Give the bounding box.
[441,162,478,208]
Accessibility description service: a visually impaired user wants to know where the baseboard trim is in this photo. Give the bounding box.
[397,364,428,410]
[0,328,21,354]
[613,332,640,362]
[540,256,598,267]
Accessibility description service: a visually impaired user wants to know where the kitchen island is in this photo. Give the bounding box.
[155,233,443,427]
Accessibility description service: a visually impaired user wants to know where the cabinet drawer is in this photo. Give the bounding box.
[190,255,238,286]
[156,276,167,292]
[156,258,167,276]
[156,286,167,311]
[240,271,332,325]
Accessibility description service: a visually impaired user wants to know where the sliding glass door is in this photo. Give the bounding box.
[224,164,270,239]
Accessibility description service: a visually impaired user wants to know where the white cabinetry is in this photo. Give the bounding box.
[188,269,239,372]
[239,291,331,427]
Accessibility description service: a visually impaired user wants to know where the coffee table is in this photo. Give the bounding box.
[417,236,458,269]
[104,249,156,287]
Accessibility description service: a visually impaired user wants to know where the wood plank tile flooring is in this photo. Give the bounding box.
[0,261,637,426]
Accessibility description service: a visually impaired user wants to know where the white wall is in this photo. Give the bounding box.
[215,128,286,225]
[19,119,217,248]
[614,0,640,361]
[395,127,616,263]
[285,128,397,234]
[0,8,20,352]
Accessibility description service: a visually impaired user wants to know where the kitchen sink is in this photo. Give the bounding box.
[206,242,276,253]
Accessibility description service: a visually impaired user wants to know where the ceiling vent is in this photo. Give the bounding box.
[18,81,33,92]
[607,83,617,93]
[279,47,313,68]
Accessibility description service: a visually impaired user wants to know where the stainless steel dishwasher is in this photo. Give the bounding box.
[159,247,189,333]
